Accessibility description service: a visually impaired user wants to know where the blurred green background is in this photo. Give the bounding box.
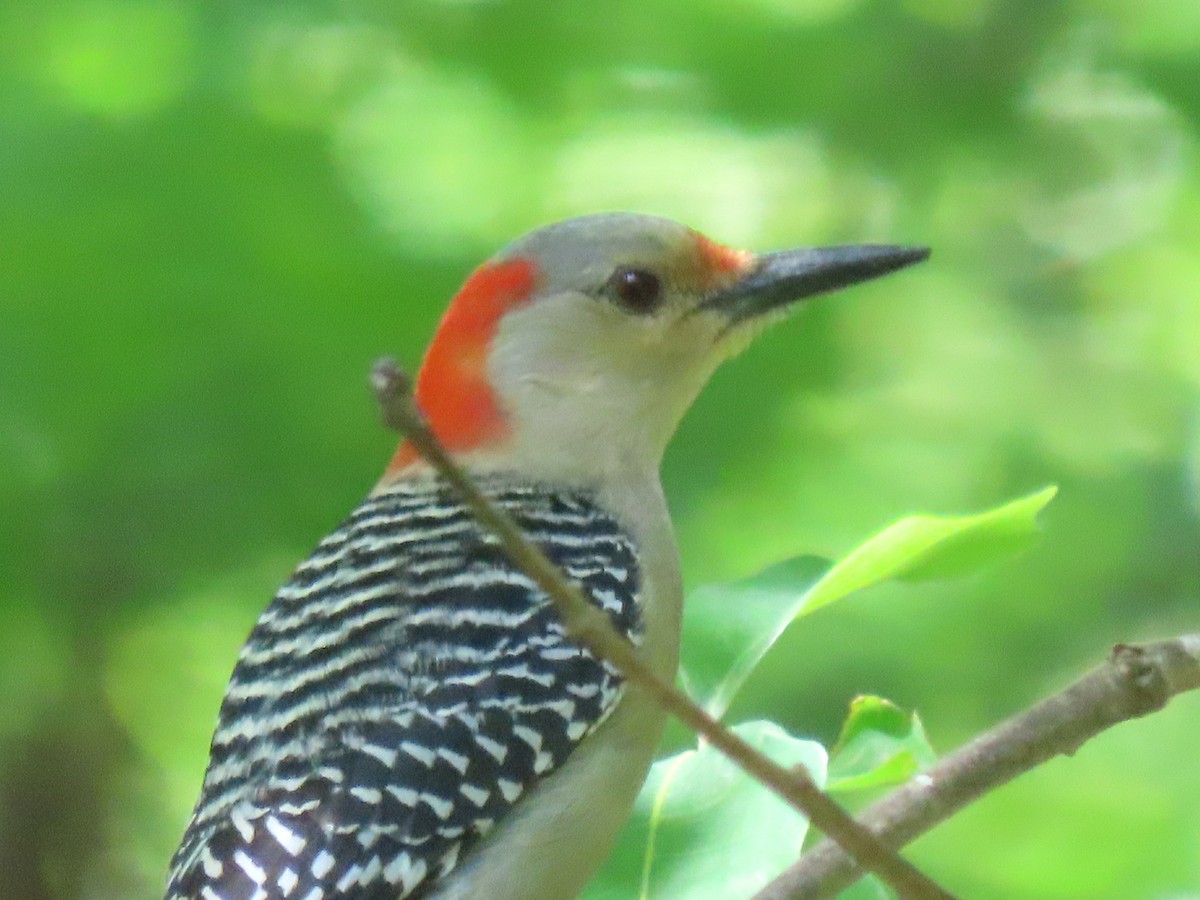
[3,0,1199,897]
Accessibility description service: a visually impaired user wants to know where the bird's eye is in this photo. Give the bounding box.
[609,268,663,314]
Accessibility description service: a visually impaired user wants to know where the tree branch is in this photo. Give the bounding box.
[753,633,1200,900]
[369,357,954,900]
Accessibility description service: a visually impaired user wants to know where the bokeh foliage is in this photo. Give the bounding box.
[2,0,1199,897]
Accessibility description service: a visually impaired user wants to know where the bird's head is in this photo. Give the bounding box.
[384,212,927,484]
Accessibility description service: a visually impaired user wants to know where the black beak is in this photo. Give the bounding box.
[701,244,930,323]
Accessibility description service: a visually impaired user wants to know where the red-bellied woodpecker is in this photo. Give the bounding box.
[167,212,927,900]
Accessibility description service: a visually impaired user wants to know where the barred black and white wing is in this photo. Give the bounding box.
[167,479,642,900]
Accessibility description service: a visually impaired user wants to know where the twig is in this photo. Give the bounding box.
[753,634,1200,900]
[369,357,955,900]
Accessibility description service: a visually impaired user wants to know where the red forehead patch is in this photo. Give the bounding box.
[387,257,538,473]
[693,232,753,278]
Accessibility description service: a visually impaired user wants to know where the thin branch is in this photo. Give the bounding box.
[369,357,955,900]
[753,633,1200,900]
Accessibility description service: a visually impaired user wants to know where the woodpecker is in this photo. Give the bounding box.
[167,212,927,900]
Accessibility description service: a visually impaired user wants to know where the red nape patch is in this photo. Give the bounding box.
[693,232,753,278]
[386,257,539,475]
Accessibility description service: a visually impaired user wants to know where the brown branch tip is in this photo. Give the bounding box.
[370,356,414,433]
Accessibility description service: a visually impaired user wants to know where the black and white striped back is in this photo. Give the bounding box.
[167,477,642,900]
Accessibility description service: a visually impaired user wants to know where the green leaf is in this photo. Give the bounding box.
[680,555,831,717]
[679,486,1056,718]
[827,696,937,795]
[800,485,1058,612]
[585,721,827,900]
